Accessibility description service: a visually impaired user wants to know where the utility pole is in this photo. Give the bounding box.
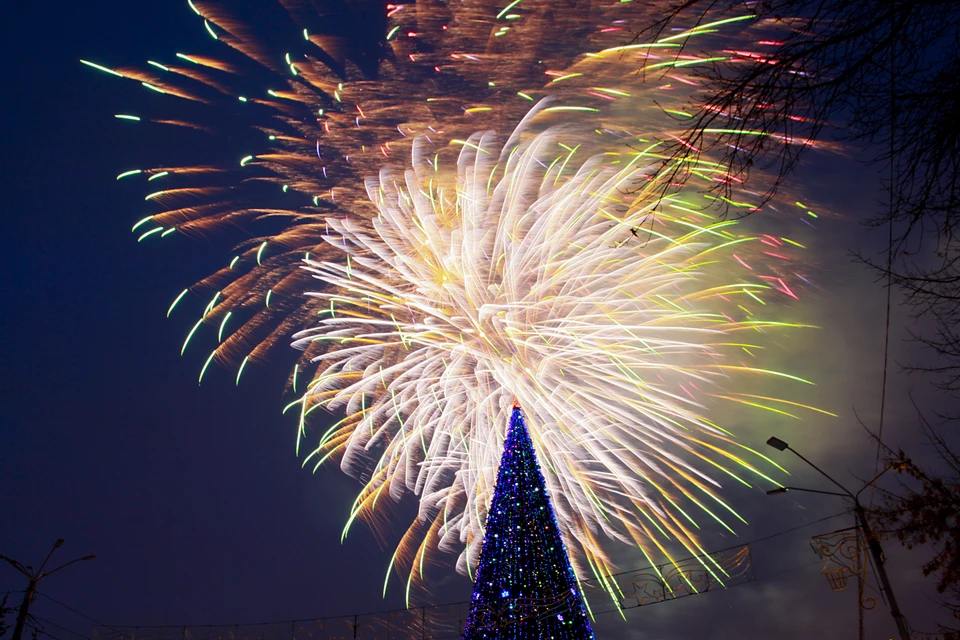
[852,501,911,640]
[0,539,96,640]
[765,437,911,640]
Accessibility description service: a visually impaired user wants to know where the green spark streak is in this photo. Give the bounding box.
[256,241,267,264]
[794,202,819,217]
[202,291,220,318]
[167,289,189,317]
[148,171,169,181]
[720,395,798,419]
[584,556,620,616]
[80,60,123,77]
[240,155,254,166]
[555,143,581,184]
[308,412,351,456]
[404,563,415,609]
[517,91,534,100]
[204,20,218,39]
[551,72,583,83]
[115,115,140,121]
[137,227,163,242]
[496,0,521,19]
[675,56,726,68]
[118,169,142,180]
[734,442,790,474]
[308,438,343,471]
[593,87,631,97]
[382,546,400,598]
[292,364,299,393]
[637,506,671,540]
[265,290,273,307]
[703,128,769,136]
[131,215,153,232]
[235,356,249,385]
[688,14,754,31]
[217,312,232,342]
[141,82,165,94]
[282,397,303,415]
[544,106,599,113]
[229,256,239,269]
[645,57,726,71]
[176,53,198,64]
[147,60,169,72]
[713,365,814,385]
[198,350,216,385]
[303,28,309,40]
[341,489,368,542]
[181,319,203,355]
[160,228,176,237]
[386,26,400,40]
[451,139,491,154]
[187,0,201,15]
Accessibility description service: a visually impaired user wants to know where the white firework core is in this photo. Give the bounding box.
[294,112,813,581]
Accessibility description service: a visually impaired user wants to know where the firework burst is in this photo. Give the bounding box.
[85,0,834,603]
[291,109,828,597]
[83,0,770,379]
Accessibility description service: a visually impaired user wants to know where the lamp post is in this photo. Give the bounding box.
[764,437,911,640]
[0,539,96,640]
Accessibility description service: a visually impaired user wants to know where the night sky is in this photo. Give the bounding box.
[1,1,952,638]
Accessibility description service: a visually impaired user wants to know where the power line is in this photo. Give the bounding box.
[872,1,899,509]
[13,510,869,638]
[61,510,854,632]
[743,510,852,548]
[35,593,109,628]
[27,614,93,640]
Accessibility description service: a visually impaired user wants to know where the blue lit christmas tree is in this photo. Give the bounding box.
[462,405,596,640]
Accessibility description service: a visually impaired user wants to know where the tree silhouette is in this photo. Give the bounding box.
[645,2,960,632]
[872,416,960,636]
[645,0,960,390]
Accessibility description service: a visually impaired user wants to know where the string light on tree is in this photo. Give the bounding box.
[462,405,595,640]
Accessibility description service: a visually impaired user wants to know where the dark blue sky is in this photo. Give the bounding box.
[0,1,952,638]
[0,0,428,627]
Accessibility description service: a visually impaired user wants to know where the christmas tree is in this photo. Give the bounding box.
[462,405,596,640]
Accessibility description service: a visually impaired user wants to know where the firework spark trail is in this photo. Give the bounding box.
[83,0,787,382]
[290,109,825,598]
[86,0,834,603]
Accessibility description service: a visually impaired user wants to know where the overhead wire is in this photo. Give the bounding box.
[39,510,853,632]
[871,1,898,507]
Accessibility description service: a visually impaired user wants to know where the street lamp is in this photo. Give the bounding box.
[763,437,911,640]
[0,540,96,640]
